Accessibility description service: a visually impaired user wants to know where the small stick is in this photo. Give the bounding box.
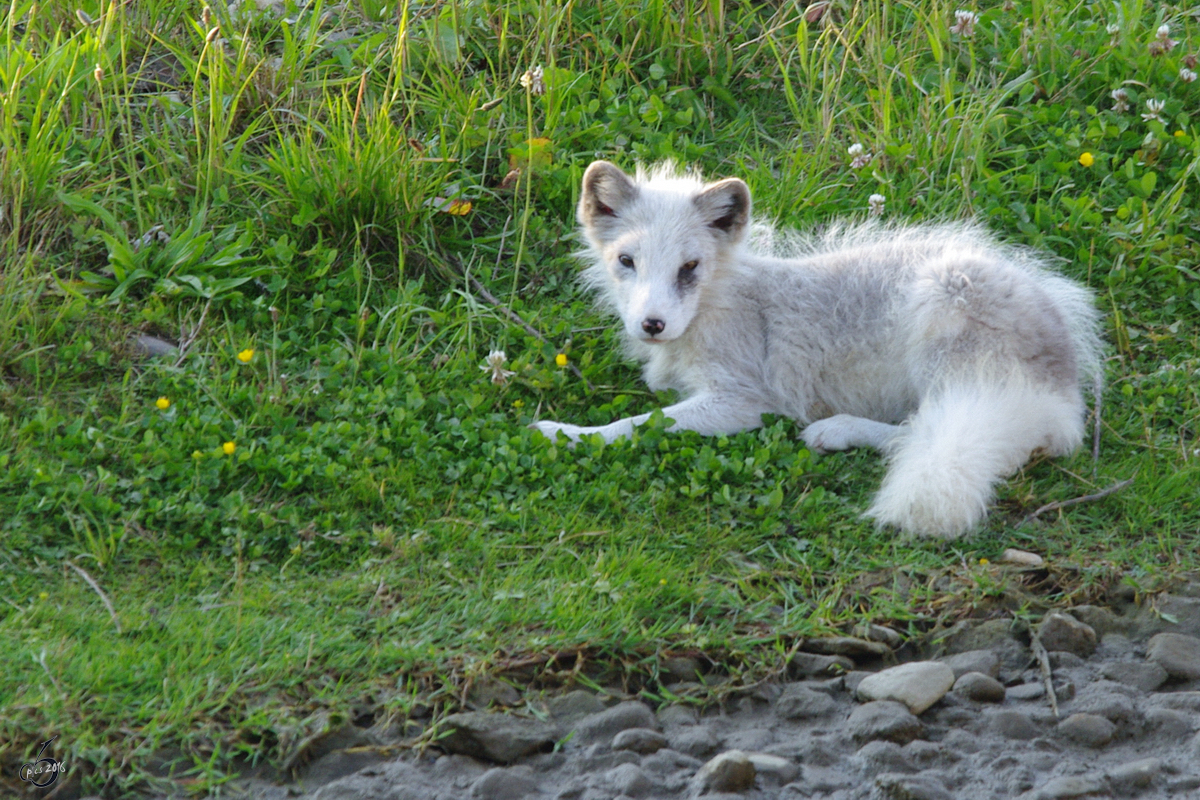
[65,561,121,634]
[1030,632,1059,719]
[1091,375,1103,467]
[1021,476,1135,525]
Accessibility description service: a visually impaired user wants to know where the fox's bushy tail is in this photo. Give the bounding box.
[866,379,1084,538]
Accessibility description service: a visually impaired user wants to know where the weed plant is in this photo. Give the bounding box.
[1,0,1197,794]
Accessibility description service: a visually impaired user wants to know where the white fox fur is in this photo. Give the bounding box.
[532,162,1103,539]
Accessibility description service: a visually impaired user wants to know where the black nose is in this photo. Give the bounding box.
[642,318,665,336]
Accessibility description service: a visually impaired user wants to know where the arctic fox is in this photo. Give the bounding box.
[532,161,1103,538]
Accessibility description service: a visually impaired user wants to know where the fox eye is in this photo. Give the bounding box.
[618,254,635,269]
[681,260,698,272]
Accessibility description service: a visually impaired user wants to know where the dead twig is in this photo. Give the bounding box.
[1021,476,1135,526]
[1091,374,1103,468]
[173,297,213,368]
[65,560,121,634]
[1029,632,1059,719]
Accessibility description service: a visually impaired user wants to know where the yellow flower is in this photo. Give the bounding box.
[512,399,525,408]
[222,441,236,455]
[1078,152,1094,167]
[555,353,568,367]
[659,578,667,586]
[192,450,204,459]
[291,545,302,556]
[1175,130,1186,138]
[237,348,255,363]
[39,591,48,600]
[445,199,472,216]
[979,558,990,565]
[155,396,171,410]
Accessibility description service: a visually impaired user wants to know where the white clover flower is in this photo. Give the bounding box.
[481,349,516,385]
[847,143,872,169]
[1141,98,1165,122]
[1148,23,1177,56]
[1110,88,1130,113]
[951,10,979,37]
[1181,68,1198,83]
[1106,23,1119,36]
[519,65,545,96]
[868,193,886,217]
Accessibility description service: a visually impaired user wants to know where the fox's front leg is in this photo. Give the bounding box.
[531,392,767,444]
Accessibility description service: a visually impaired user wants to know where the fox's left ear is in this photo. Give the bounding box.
[694,178,751,242]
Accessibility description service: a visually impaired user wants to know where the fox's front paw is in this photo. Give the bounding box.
[801,415,860,454]
[529,420,585,443]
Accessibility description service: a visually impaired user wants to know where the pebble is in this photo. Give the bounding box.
[667,725,720,758]
[789,651,854,677]
[440,712,560,763]
[855,661,955,714]
[745,753,798,785]
[612,728,668,754]
[1019,774,1110,799]
[1006,682,1045,701]
[1105,757,1161,792]
[939,649,1001,679]
[690,750,755,793]
[987,709,1041,740]
[848,701,924,745]
[855,740,913,776]
[803,635,892,658]
[572,701,659,744]
[775,684,838,719]
[468,766,539,800]
[1037,612,1097,658]
[874,772,953,800]
[953,671,1006,702]
[1146,631,1200,679]
[1056,713,1116,747]
[1098,660,1168,691]
[604,762,657,797]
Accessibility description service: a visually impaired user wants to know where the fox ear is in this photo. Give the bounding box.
[579,161,638,237]
[694,177,750,242]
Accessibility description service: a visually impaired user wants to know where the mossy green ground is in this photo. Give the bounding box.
[1,0,1198,795]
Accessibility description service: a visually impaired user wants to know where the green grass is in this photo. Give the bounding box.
[1,0,1198,794]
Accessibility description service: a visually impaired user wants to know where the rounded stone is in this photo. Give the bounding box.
[612,728,668,754]
[691,749,756,793]
[1146,632,1200,680]
[1105,757,1161,793]
[1057,713,1116,747]
[604,763,656,797]
[1037,612,1097,658]
[468,766,539,800]
[856,661,956,714]
[667,725,719,758]
[874,772,953,800]
[954,672,1006,702]
[855,740,913,777]
[572,701,658,744]
[939,649,1001,679]
[1099,661,1168,692]
[987,709,1041,740]
[848,701,925,745]
[776,684,839,719]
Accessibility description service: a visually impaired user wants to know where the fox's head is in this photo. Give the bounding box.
[577,161,751,344]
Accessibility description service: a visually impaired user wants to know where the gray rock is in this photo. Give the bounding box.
[953,671,1006,702]
[1047,651,1087,669]
[789,651,854,677]
[1099,660,1168,691]
[1056,713,1116,747]
[668,725,720,758]
[804,635,892,658]
[1020,774,1111,799]
[691,749,755,793]
[745,752,799,785]
[1105,757,1160,793]
[661,656,703,683]
[775,684,838,720]
[1146,632,1200,680]
[942,619,1032,680]
[874,772,953,800]
[431,754,489,787]
[987,709,1041,740]
[572,701,658,744]
[1151,690,1200,711]
[1126,594,1200,639]
[131,334,178,358]
[1069,681,1142,732]
[657,704,698,727]
[939,649,1001,679]
[1192,730,1200,759]
[903,740,959,768]
[1068,605,1127,638]
[466,678,520,709]
[1094,633,1135,659]
[604,763,656,797]
[843,670,872,694]
[612,728,668,754]
[1144,707,1192,737]
[547,690,606,721]
[853,623,904,649]
[1006,682,1045,701]
[1037,612,1097,658]
[469,766,539,800]
[309,761,433,800]
[440,712,560,764]
[848,701,924,745]
[855,740,914,777]
[857,661,955,715]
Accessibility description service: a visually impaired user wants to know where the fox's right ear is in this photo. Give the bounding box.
[578,161,638,238]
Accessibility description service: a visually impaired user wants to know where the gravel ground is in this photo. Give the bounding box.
[137,582,1200,800]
